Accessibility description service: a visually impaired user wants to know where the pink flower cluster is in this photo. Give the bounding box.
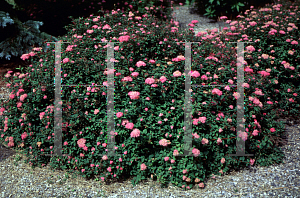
[5,136,14,147]
[77,138,88,151]
[159,139,171,146]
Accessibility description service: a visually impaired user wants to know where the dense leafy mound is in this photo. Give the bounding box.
[0,0,299,190]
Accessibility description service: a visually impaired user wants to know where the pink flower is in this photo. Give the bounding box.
[107,167,112,172]
[77,138,86,148]
[20,94,28,102]
[198,117,206,123]
[173,70,182,77]
[159,139,171,147]
[102,155,108,160]
[125,122,134,129]
[199,183,204,188]
[201,75,208,80]
[238,132,248,141]
[291,40,298,45]
[183,169,188,174]
[217,138,222,145]
[201,138,209,145]
[9,94,15,99]
[128,91,140,99]
[188,24,195,29]
[141,163,147,171]
[192,132,200,139]
[122,119,129,126]
[252,129,259,136]
[103,24,111,29]
[221,158,225,164]
[93,18,99,22]
[164,157,169,161]
[136,61,146,67]
[116,112,123,118]
[259,71,270,77]
[249,21,257,26]
[191,71,200,78]
[145,58,154,64]
[212,88,222,96]
[192,148,200,157]
[94,109,100,114]
[20,54,30,60]
[8,142,14,147]
[131,72,139,77]
[21,132,28,140]
[171,159,175,163]
[173,149,179,156]
[87,29,94,34]
[130,129,140,138]
[63,58,70,64]
[191,20,199,24]
[119,35,130,42]
[18,74,25,79]
[145,77,155,84]
[270,128,276,133]
[219,16,228,20]
[160,76,167,83]
[17,102,22,108]
[250,159,255,165]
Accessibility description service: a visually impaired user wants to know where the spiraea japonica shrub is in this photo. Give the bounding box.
[0,0,299,190]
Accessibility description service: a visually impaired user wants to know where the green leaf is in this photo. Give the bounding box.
[238,2,245,6]
[205,7,211,12]
[209,0,214,4]
[217,0,220,5]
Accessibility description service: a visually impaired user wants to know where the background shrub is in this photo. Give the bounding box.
[190,0,277,21]
[12,0,174,38]
[0,0,58,61]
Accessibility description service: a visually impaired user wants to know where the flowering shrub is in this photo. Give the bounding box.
[0,0,299,191]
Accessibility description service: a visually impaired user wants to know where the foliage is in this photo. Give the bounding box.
[0,0,299,191]
[191,0,277,21]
